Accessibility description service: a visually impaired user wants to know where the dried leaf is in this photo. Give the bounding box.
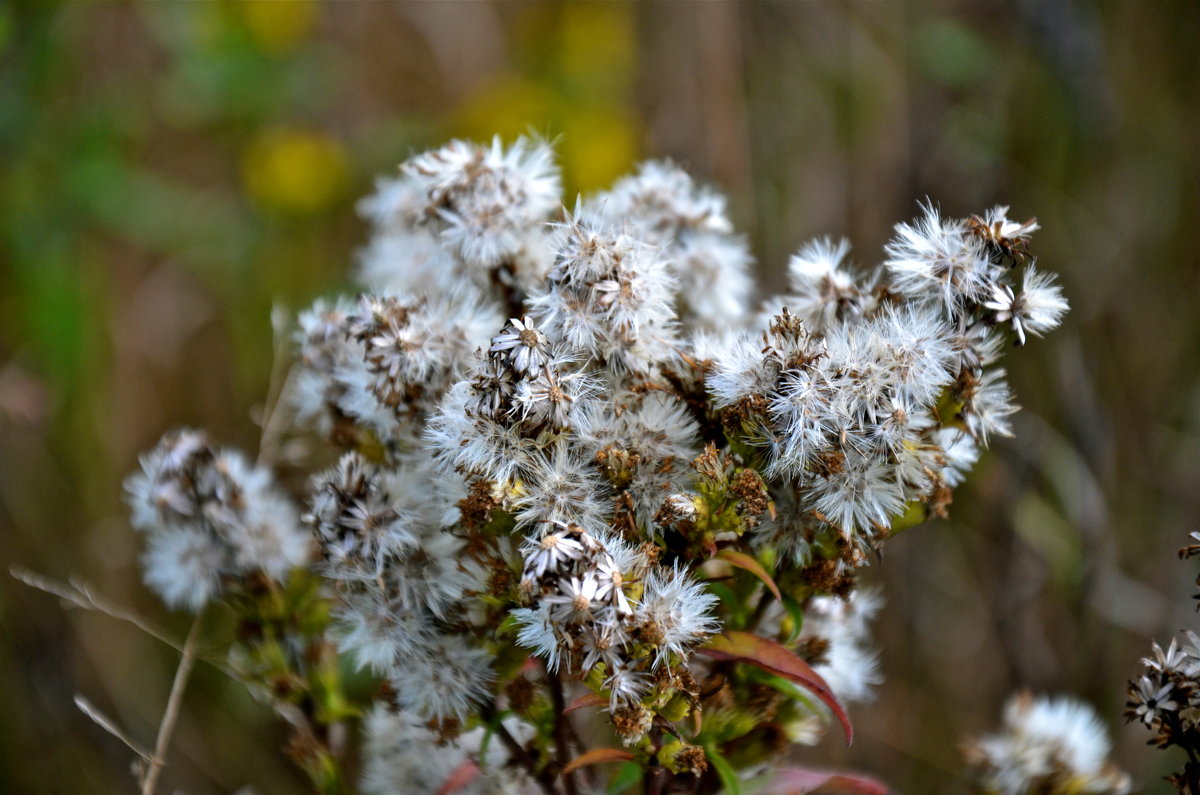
[563,748,635,776]
[697,631,853,744]
[564,693,608,715]
[765,767,889,795]
[437,760,481,795]
[717,549,781,601]
[74,694,154,761]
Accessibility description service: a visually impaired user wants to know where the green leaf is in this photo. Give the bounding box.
[706,581,743,625]
[781,595,805,644]
[705,746,742,795]
[606,762,642,794]
[477,709,510,770]
[743,668,818,713]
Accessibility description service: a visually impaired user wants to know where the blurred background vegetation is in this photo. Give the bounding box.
[2,1,1198,792]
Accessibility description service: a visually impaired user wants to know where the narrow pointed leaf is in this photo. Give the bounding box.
[781,594,805,643]
[437,760,481,795]
[564,693,608,715]
[563,748,635,776]
[705,746,742,795]
[706,581,744,624]
[765,767,889,795]
[717,549,781,601]
[607,762,643,794]
[697,631,853,744]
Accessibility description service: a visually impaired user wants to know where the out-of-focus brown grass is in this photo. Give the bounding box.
[1,2,1198,792]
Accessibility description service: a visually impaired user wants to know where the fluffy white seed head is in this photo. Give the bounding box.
[583,160,753,331]
[803,591,883,704]
[527,215,680,378]
[125,430,310,611]
[885,204,996,316]
[769,237,870,332]
[635,563,720,669]
[966,693,1131,795]
[387,634,494,721]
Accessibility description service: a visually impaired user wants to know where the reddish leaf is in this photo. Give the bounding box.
[765,767,889,795]
[562,748,635,776]
[717,549,782,601]
[437,760,481,795]
[697,631,853,745]
[564,693,608,715]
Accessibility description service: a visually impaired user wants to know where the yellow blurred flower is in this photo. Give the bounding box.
[240,0,318,55]
[561,111,636,192]
[559,3,634,88]
[454,77,557,143]
[241,127,347,215]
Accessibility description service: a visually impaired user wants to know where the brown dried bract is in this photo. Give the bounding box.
[595,444,641,489]
[730,468,770,523]
[424,715,462,745]
[504,675,535,713]
[798,636,831,667]
[801,558,857,596]
[676,745,708,777]
[690,442,724,482]
[458,478,500,532]
[719,393,767,435]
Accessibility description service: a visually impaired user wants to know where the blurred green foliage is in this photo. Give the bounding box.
[1,1,1199,792]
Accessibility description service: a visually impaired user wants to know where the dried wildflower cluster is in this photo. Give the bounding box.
[123,136,1069,793]
[513,524,718,743]
[125,429,310,610]
[964,693,1130,795]
[1123,533,1200,791]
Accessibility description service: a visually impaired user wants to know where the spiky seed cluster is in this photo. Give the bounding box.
[359,136,561,300]
[512,523,716,722]
[709,305,954,562]
[348,293,500,430]
[360,705,533,795]
[306,451,490,721]
[124,429,310,610]
[305,452,415,581]
[584,160,754,330]
[124,135,1072,789]
[527,215,679,377]
[583,391,702,535]
[964,693,1130,795]
[886,204,1067,344]
[707,204,1066,566]
[292,292,501,447]
[800,591,882,705]
[765,237,873,333]
[1123,534,1200,790]
[1127,637,1200,733]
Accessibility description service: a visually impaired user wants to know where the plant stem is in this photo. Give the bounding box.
[743,587,773,634]
[141,613,203,795]
[645,765,668,795]
[643,727,667,795]
[548,670,581,795]
[484,704,559,795]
